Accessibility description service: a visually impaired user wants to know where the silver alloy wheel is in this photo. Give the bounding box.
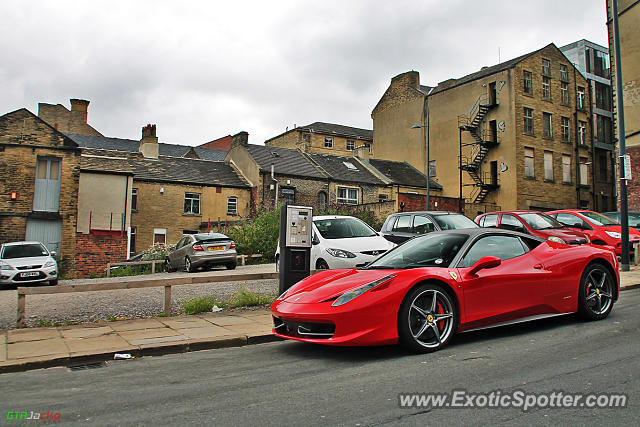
[407,289,454,349]
[185,257,192,272]
[584,267,613,315]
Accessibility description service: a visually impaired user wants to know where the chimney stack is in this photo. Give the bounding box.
[70,99,90,124]
[354,144,370,161]
[139,124,159,158]
[231,131,249,147]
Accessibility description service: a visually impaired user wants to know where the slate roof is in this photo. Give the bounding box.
[80,148,249,188]
[264,122,372,144]
[245,145,326,179]
[368,158,442,190]
[308,153,385,185]
[66,133,227,160]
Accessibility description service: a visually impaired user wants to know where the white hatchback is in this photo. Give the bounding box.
[277,215,395,270]
[0,241,58,288]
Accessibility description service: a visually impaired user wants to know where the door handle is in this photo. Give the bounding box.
[533,263,543,269]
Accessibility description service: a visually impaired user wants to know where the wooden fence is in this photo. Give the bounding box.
[105,254,263,277]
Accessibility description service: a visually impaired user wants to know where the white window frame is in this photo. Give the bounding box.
[543,113,553,138]
[346,140,355,150]
[227,196,238,215]
[153,228,167,245]
[578,121,587,145]
[524,148,535,178]
[542,58,551,76]
[324,137,333,148]
[523,107,534,135]
[560,82,569,105]
[577,87,585,109]
[562,155,572,183]
[337,186,359,205]
[561,117,570,142]
[184,192,201,214]
[544,151,554,181]
[542,77,551,100]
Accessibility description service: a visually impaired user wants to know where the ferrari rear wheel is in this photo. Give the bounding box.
[398,284,457,353]
[578,263,614,320]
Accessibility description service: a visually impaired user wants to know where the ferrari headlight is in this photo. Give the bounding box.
[332,275,396,307]
[605,231,621,239]
[325,248,356,258]
[0,262,14,271]
[547,236,565,244]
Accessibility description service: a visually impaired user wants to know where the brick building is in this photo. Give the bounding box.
[373,43,595,216]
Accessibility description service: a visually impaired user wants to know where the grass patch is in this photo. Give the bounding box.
[228,288,275,308]
[35,319,60,327]
[179,288,275,315]
[181,296,226,315]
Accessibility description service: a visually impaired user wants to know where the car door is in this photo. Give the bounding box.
[412,215,436,236]
[387,215,414,244]
[169,237,185,268]
[499,214,528,234]
[179,236,194,267]
[456,234,546,329]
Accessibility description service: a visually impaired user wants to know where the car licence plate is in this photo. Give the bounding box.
[208,246,225,251]
[20,272,39,278]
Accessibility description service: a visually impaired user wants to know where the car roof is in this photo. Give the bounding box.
[313,215,357,220]
[0,241,45,247]
[425,227,545,241]
[389,211,463,216]
[188,232,229,238]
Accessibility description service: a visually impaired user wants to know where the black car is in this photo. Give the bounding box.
[380,211,479,244]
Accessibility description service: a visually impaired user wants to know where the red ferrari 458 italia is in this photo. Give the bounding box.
[271,228,619,353]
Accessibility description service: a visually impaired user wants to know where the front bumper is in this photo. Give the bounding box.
[0,266,57,286]
[324,253,385,269]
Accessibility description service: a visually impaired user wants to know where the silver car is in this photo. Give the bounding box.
[0,241,58,288]
[165,233,237,272]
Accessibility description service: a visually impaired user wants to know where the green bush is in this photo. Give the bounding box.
[227,203,281,261]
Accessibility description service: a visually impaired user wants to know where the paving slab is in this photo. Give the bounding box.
[176,325,238,340]
[7,328,61,343]
[201,314,255,326]
[0,335,6,363]
[60,326,114,339]
[109,318,166,331]
[129,335,190,346]
[159,317,213,330]
[65,334,134,355]
[118,328,182,342]
[222,323,273,336]
[7,338,68,360]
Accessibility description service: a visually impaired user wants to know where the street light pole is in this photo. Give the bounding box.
[412,115,430,210]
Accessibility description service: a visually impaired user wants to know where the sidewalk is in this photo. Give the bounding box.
[2,268,640,374]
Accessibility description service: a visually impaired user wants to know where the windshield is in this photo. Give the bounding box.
[580,211,620,226]
[519,213,565,230]
[1,243,49,259]
[366,233,469,269]
[433,214,478,230]
[314,218,377,239]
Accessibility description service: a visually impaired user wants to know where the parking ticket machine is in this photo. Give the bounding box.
[278,205,313,294]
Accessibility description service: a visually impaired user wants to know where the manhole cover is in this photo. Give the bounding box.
[68,361,107,372]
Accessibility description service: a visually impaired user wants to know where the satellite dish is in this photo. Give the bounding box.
[500,162,508,173]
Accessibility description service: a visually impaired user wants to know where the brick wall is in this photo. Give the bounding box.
[627,146,640,211]
[75,233,128,278]
[398,193,463,213]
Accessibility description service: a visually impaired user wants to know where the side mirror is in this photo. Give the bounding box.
[467,256,501,276]
[312,234,320,245]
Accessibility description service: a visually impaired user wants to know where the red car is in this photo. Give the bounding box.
[547,209,640,256]
[272,228,619,353]
[475,211,589,245]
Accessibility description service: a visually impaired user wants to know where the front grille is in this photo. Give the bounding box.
[274,317,335,339]
[360,250,387,256]
[16,265,42,270]
[13,271,46,281]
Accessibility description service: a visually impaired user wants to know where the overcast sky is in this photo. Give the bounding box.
[0,0,609,146]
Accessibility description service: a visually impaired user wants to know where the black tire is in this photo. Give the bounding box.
[397,283,458,353]
[185,257,194,273]
[165,258,175,273]
[578,263,615,320]
[316,259,330,270]
[48,279,58,286]
[226,261,237,270]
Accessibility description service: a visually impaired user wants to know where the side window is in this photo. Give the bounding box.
[556,213,585,228]
[500,214,527,233]
[392,215,411,232]
[483,214,498,228]
[413,216,435,234]
[461,235,528,267]
[477,216,485,227]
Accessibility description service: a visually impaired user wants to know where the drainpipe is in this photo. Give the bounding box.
[573,67,581,208]
[271,163,279,206]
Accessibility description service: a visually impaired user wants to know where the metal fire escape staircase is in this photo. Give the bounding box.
[458,94,499,204]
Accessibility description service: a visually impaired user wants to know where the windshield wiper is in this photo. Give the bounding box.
[366,265,395,270]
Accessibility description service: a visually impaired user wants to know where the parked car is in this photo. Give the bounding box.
[276,215,395,271]
[380,211,478,244]
[602,211,640,228]
[272,228,619,352]
[547,209,640,256]
[475,210,589,245]
[165,232,237,272]
[0,241,58,288]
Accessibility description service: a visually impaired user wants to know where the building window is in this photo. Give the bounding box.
[593,49,610,79]
[184,192,200,214]
[324,137,333,148]
[227,196,238,215]
[560,82,569,105]
[129,226,137,258]
[343,161,358,170]
[523,71,533,95]
[153,228,166,245]
[544,151,554,181]
[542,76,552,100]
[429,160,437,177]
[542,58,551,76]
[346,140,355,150]
[599,153,608,181]
[578,121,587,145]
[595,82,612,111]
[131,188,138,211]
[364,143,372,153]
[524,148,535,178]
[523,107,534,135]
[317,191,327,210]
[596,115,612,144]
[562,155,572,183]
[378,194,388,203]
[577,86,585,109]
[579,157,588,185]
[337,187,359,205]
[561,117,571,142]
[280,187,296,205]
[559,64,569,81]
[543,113,553,139]
[303,133,311,142]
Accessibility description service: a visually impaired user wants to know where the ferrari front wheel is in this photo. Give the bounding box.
[578,263,614,320]
[398,284,457,353]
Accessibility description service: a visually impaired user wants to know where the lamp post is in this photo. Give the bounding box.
[412,124,430,210]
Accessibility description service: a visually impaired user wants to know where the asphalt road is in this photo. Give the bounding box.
[2,289,639,426]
